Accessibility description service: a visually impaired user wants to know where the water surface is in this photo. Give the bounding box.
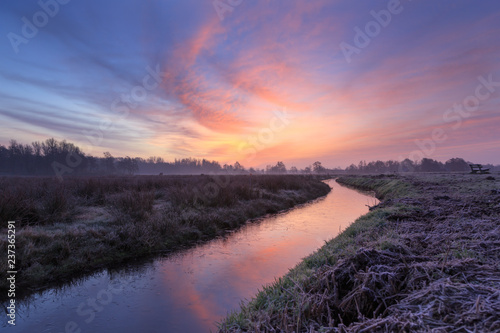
[2,180,377,333]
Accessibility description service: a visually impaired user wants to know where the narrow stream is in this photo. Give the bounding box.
[2,180,377,333]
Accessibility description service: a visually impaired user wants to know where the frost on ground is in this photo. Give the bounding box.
[220,174,500,332]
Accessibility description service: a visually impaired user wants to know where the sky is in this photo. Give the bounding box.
[0,0,499,168]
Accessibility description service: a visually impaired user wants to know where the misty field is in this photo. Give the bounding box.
[0,174,330,299]
[220,173,500,332]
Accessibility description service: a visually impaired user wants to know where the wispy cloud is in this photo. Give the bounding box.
[0,0,499,166]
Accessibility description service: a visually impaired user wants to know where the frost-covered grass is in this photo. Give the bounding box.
[219,173,500,332]
[0,174,330,299]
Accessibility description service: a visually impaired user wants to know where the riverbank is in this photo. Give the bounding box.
[0,175,330,300]
[219,173,500,332]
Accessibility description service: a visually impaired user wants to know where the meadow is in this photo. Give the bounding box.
[219,173,500,332]
[0,174,330,299]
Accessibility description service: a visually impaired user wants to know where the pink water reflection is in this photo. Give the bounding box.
[153,179,377,330]
[5,180,376,333]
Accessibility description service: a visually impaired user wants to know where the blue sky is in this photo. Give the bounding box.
[1,0,499,167]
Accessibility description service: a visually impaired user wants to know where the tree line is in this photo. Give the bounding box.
[0,138,497,176]
[344,157,499,173]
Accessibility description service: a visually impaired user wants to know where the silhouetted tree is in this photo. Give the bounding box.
[269,161,287,173]
[313,161,326,173]
[385,160,399,173]
[103,152,116,174]
[2,137,498,176]
[117,156,139,175]
[445,158,469,172]
[234,161,245,173]
[420,158,444,172]
[0,145,8,173]
[400,158,416,172]
[346,164,358,173]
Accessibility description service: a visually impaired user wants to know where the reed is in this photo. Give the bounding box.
[219,173,500,332]
[0,174,330,300]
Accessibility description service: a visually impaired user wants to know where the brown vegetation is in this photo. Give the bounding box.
[0,174,330,300]
[219,173,500,332]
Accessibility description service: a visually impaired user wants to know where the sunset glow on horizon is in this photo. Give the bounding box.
[1,0,499,168]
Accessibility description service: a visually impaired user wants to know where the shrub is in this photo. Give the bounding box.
[110,190,155,221]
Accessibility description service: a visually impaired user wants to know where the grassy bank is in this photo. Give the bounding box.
[0,174,330,300]
[219,173,500,332]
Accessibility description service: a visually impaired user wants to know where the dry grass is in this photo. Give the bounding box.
[219,173,500,332]
[0,174,330,300]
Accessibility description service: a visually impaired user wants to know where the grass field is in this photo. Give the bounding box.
[0,174,330,300]
[219,173,500,332]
